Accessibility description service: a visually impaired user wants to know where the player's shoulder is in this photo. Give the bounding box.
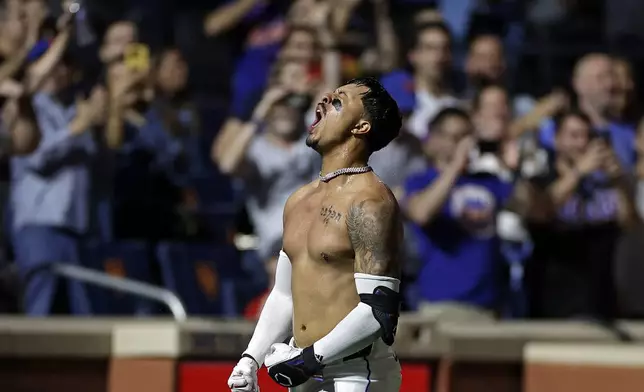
[349,177,400,218]
[284,180,318,216]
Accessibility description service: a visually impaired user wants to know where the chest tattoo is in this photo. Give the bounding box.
[320,205,343,225]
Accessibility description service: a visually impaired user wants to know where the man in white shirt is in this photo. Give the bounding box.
[405,21,460,140]
[371,72,426,191]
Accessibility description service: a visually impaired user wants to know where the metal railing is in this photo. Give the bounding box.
[23,263,188,321]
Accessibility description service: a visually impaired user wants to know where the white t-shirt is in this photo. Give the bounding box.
[369,134,427,189]
[408,90,461,140]
[243,135,320,260]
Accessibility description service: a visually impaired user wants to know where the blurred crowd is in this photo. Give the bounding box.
[0,0,643,321]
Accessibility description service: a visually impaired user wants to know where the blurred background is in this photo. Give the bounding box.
[3,1,644,391]
[0,0,643,325]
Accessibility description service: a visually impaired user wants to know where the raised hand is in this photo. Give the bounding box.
[251,87,290,122]
[603,149,623,180]
[108,62,148,107]
[450,136,475,173]
[24,1,48,27]
[72,87,107,134]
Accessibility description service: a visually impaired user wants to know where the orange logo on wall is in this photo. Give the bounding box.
[104,258,126,278]
[195,261,219,300]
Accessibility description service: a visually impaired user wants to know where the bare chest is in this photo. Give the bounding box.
[283,194,354,264]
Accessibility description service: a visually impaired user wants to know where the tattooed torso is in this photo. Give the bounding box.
[282,173,402,347]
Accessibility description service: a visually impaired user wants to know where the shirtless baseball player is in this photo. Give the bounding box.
[228,77,404,392]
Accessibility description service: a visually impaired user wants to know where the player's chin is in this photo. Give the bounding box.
[305,134,320,151]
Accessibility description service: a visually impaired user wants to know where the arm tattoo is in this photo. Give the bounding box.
[346,199,400,277]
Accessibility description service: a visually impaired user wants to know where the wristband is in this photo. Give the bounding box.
[242,353,260,368]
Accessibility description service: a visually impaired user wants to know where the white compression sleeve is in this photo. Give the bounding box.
[312,273,400,364]
[243,250,293,366]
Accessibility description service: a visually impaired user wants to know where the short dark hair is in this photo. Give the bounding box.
[413,21,453,49]
[428,107,471,133]
[347,77,402,153]
[468,33,504,48]
[553,109,592,134]
[472,83,509,112]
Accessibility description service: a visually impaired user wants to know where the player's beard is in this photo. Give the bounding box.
[305,134,320,152]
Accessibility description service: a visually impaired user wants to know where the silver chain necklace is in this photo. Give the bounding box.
[319,166,373,182]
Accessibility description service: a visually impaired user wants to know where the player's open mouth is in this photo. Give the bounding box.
[310,103,326,131]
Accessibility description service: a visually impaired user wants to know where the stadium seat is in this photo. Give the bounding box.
[155,242,241,316]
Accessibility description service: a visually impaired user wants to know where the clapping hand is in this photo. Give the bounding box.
[71,87,107,134]
[603,149,623,180]
[574,140,606,176]
[449,137,475,173]
[108,62,148,107]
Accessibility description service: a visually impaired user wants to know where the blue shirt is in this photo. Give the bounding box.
[114,104,189,206]
[230,17,286,120]
[404,168,513,308]
[111,104,193,239]
[539,118,636,169]
[10,93,101,234]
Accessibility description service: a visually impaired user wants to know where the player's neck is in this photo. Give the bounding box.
[320,146,369,177]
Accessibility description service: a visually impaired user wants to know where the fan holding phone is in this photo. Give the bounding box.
[124,43,151,73]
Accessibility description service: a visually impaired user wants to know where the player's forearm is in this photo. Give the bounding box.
[244,251,293,366]
[406,166,460,225]
[312,274,401,365]
[245,290,293,367]
[313,302,380,364]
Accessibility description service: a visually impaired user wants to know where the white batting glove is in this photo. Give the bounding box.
[228,356,260,392]
[264,343,302,368]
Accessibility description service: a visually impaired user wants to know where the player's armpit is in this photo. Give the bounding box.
[347,198,402,278]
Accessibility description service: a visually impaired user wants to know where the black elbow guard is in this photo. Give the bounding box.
[359,286,401,346]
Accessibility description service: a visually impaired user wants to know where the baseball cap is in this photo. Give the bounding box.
[380,70,416,114]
